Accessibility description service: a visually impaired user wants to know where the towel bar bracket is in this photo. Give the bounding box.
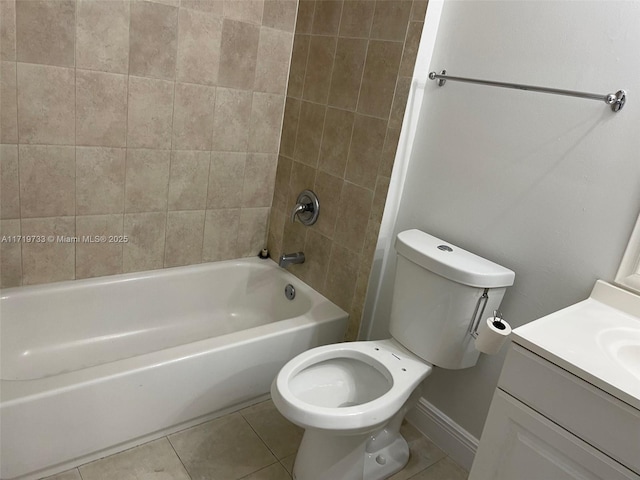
[608,90,626,112]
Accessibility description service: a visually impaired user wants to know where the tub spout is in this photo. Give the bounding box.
[279,252,305,268]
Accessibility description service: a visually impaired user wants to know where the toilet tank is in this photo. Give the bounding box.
[389,230,515,369]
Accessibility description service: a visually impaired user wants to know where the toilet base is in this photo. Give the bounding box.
[292,428,409,480]
[363,433,410,480]
[291,388,423,480]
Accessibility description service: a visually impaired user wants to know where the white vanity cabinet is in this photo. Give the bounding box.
[470,281,640,479]
[469,343,640,480]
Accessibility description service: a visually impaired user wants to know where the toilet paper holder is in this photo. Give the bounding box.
[468,287,508,338]
[490,310,506,329]
[469,304,507,338]
[467,288,504,338]
[470,307,506,338]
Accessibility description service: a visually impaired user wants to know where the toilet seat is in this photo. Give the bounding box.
[271,340,433,433]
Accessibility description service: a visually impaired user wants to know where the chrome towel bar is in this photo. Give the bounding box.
[428,70,627,112]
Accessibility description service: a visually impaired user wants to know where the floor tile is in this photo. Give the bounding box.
[169,412,277,480]
[389,423,447,480]
[78,438,190,480]
[240,462,292,480]
[408,456,469,480]
[40,404,452,480]
[240,400,304,459]
[399,420,425,443]
[43,469,81,480]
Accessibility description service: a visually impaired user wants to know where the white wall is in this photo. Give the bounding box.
[364,0,640,440]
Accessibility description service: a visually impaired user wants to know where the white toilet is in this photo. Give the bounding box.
[271,229,515,480]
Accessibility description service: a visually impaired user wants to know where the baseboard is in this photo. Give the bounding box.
[405,397,479,471]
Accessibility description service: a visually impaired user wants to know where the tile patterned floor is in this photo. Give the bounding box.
[45,400,468,480]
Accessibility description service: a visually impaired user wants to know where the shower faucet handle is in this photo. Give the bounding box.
[291,190,319,226]
[290,203,309,222]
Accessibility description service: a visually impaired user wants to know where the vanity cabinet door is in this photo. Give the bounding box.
[469,390,639,480]
[499,344,640,471]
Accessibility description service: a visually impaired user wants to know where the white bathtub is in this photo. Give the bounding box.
[0,257,347,480]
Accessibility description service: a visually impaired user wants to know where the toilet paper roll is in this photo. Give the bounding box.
[474,316,511,355]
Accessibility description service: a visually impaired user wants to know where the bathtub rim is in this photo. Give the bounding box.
[1,257,348,404]
[2,256,297,299]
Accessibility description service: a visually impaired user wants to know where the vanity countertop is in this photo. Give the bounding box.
[512,280,640,411]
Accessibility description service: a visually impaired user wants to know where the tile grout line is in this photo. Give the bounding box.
[296,1,342,292]
[200,149,213,263]
[164,1,181,270]
[237,403,296,479]
[292,0,315,157]
[312,0,344,178]
[239,409,282,463]
[352,0,376,115]
[122,0,134,275]
[297,31,406,45]
[275,23,309,254]
[166,434,194,480]
[236,85,256,257]
[72,0,78,282]
[406,456,444,480]
[14,54,24,285]
[235,462,287,480]
[73,0,78,280]
[203,5,220,262]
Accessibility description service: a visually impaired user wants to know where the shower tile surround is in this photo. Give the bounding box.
[1,0,427,343]
[42,399,467,480]
[0,0,296,286]
[267,0,427,339]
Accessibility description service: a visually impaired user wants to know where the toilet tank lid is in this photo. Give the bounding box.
[395,230,515,288]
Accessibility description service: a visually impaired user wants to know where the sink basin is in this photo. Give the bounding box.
[598,327,640,381]
[618,345,640,379]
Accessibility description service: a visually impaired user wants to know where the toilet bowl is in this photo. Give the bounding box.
[272,339,432,433]
[271,230,515,480]
[271,339,432,480]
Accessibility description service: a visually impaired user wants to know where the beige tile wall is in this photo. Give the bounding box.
[267,0,427,340]
[0,0,297,287]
